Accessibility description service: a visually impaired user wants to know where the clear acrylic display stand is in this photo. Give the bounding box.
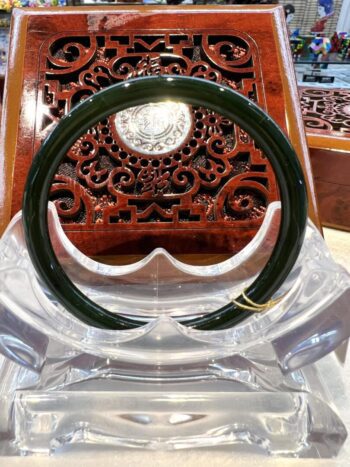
[0,202,350,457]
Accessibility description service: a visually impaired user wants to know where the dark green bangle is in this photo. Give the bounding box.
[22,75,307,331]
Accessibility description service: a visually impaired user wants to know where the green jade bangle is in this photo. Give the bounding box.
[22,76,308,331]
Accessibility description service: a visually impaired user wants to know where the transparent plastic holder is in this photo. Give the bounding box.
[0,201,349,457]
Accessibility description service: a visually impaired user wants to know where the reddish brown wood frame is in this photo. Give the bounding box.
[0,75,4,124]
[0,6,320,258]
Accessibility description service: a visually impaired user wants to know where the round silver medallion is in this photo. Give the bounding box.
[115,101,192,155]
[342,104,350,116]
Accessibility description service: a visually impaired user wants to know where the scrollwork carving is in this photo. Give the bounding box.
[37,31,276,233]
[47,36,98,75]
[201,34,253,72]
[300,88,350,134]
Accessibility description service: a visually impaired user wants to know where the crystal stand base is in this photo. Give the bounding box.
[0,353,346,458]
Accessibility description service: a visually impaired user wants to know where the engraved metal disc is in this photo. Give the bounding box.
[115,101,192,155]
[342,104,350,116]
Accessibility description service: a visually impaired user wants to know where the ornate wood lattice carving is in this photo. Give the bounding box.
[300,88,350,135]
[38,32,277,239]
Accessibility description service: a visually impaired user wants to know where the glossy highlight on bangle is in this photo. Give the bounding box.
[22,75,308,331]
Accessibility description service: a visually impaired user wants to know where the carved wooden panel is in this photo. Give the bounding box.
[0,7,320,256]
[300,88,350,135]
[300,87,350,232]
[41,32,276,234]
